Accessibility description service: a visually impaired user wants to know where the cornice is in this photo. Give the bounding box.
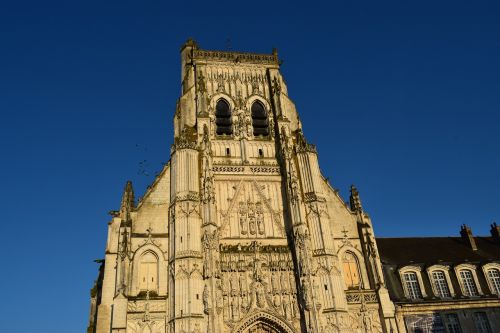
[193,49,280,66]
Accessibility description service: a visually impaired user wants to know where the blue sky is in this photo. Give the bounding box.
[0,0,499,331]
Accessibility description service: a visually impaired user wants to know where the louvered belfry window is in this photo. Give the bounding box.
[251,101,269,136]
[215,99,232,135]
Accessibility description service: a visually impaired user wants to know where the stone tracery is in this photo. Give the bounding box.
[88,41,399,333]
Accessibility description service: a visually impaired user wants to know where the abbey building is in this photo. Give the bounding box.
[88,40,500,333]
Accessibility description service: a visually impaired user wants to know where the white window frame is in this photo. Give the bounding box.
[399,266,427,299]
[427,265,455,298]
[482,263,500,296]
[454,263,482,297]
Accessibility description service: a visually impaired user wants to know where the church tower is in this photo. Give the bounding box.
[88,40,399,333]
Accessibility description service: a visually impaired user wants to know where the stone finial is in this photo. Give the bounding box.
[460,224,478,251]
[350,185,363,212]
[119,181,135,220]
[181,38,198,51]
[174,126,198,151]
[294,129,317,154]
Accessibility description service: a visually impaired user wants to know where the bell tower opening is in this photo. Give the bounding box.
[215,99,233,135]
[251,100,269,137]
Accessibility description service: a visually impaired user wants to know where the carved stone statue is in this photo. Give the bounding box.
[203,284,210,314]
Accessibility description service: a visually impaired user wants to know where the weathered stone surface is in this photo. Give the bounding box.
[88,40,500,333]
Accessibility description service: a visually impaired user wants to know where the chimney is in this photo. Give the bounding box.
[490,222,500,241]
[460,224,477,251]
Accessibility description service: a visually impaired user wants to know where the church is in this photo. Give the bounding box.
[88,40,500,333]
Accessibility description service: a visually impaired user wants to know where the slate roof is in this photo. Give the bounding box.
[376,236,500,266]
[376,236,500,302]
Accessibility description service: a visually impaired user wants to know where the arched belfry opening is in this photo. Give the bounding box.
[215,98,233,135]
[251,101,269,137]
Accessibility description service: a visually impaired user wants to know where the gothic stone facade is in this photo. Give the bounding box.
[88,40,500,333]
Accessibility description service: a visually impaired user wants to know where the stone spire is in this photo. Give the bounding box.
[119,181,135,220]
[349,185,363,212]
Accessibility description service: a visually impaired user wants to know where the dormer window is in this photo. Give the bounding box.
[427,265,455,299]
[487,268,500,294]
[482,264,500,296]
[431,270,451,298]
[455,264,482,297]
[460,269,478,296]
[251,101,269,137]
[399,266,426,300]
[215,99,232,135]
[403,272,422,299]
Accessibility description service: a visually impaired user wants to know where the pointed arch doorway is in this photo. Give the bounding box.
[243,321,284,333]
[233,312,296,333]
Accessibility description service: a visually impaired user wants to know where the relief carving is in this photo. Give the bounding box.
[174,126,197,151]
[218,244,300,326]
[219,181,284,238]
[202,284,210,314]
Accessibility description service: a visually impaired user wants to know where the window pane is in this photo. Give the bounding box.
[431,270,451,298]
[487,269,500,294]
[446,314,462,333]
[474,312,492,333]
[403,272,422,299]
[459,270,478,296]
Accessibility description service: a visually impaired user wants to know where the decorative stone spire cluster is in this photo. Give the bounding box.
[88,40,401,333]
[119,181,135,221]
[350,185,363,212]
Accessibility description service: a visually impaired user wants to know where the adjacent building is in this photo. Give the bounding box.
[88,40,500,333]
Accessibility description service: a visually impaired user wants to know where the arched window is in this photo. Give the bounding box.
[431,270,451,298]
[400,266,427,299]
[139,252,158,291]
[403,272,422,299]
[251,101,269,136]
[487,268,500,295]
[215,99,232,135]
[342,252,361,289]
[459,269,478,296]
